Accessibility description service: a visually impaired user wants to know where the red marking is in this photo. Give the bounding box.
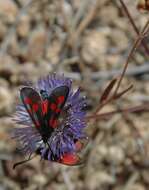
[42,100,48,115]
[24,97,32,105]
[57,96,64,104]
[53,120,58,128]
[50,103,57,111]
[49,118,58,128]
[32,103,38,112]
[35,121,40,128]
[60,153,79,165]
[75,141,83,151]
[55,108,61,113]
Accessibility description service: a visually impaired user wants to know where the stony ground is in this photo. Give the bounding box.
[0,0,149,190]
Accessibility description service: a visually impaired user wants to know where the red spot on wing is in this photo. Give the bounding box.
[35,121,40,127]
[53,120,58,128]
[50,103,57,111]
[24,97,32,105]
[55,108,61,113]
[32,103,39,112]
[60,153,79,165]
[49,118,58,128]
[42,100,48,115]
[57,96,65,104]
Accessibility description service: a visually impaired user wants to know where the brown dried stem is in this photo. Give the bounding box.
[86,103,149,121]
[90,20,149,117]
[113,20,149,95]
[119,0,149,55]
[114,84,133,99]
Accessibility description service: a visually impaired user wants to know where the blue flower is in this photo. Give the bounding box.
[12,74,88,166]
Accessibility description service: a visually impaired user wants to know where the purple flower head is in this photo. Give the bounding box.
[12,74,88,166]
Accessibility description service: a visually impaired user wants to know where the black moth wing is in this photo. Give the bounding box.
[46,85,69,128]
[20,87,45,132]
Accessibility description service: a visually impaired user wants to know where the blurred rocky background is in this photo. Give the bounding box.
[0,0,149,189]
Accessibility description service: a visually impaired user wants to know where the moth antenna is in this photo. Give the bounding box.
[13,153,36,169]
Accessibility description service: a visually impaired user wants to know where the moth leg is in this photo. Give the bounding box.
[13,153,36,169]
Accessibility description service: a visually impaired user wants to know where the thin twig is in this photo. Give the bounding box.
[90,62,149,80]
[93,84,133,114]
[114,84,133,99]
[113,20,149,96]
[119,0,149,54]
[86,103,149,121]
[91,21,149,114]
